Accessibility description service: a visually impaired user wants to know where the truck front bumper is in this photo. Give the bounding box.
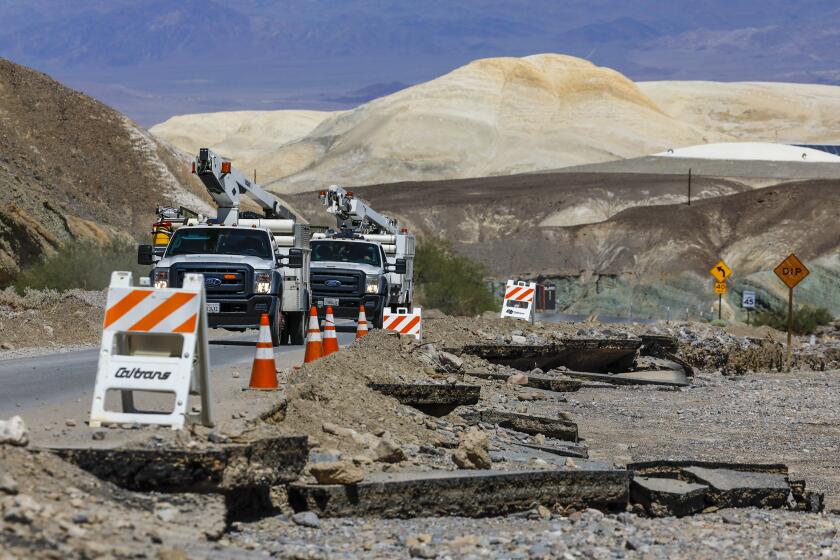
[313,293,384,321]
[207,295,279,330]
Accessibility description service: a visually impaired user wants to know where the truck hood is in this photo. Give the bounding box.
[156,254,274,269]
[311,261,382,276]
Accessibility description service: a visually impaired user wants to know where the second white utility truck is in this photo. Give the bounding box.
[311,185,414,328]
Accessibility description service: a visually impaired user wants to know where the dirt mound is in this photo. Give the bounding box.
[0,58,210,284]
[0,444,217,559]
[0,288,105,352]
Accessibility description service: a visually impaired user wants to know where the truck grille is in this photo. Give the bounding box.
[311,268,365,298]
[169,264,252,296]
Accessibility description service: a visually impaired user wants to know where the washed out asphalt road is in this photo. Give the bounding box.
[0,330,355,414]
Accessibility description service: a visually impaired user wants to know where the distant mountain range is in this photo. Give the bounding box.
[1,0,839,125]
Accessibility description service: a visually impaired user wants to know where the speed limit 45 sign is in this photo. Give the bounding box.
[742,290,756,309]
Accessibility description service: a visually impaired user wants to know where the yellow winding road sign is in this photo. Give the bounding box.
[710,260,732,283]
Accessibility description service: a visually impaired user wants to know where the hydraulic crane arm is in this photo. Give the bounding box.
[320,184,397,235]
[194,148,294,225]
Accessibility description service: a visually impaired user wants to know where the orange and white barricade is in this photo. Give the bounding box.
[383,307,422,340]
[501,280,536,322]
[89,271,213,430]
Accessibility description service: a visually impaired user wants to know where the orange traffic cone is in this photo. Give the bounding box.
[322,306,339,356]
[356,304,369,339]
[303,306,323,363]
[249,313,278,390]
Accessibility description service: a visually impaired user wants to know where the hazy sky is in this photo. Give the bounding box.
[1,0,838,125]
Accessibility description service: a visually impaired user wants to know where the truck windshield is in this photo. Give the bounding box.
[166,228,272,259]
[311,241,381,267]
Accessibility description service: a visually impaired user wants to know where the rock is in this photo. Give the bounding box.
[71,512,91,524]
[510,335,528,344]
[630,476,708,517]
[91,431,105,441]
[507,373,529,385]
[309,461,365,485]
[155,507,179,522]
[291,511,321,528]
[3,494,43,524]
[157,550,190,560]
[407,534,437,558]
[208,431,230,444]
[0,473,19,495]
[537,504,551,519]
[372,435,406,464]
[64,418,77,427]
[352,454,374,465]
[452,428,492,470]
[438,351,464,372]
[0,416,29,446]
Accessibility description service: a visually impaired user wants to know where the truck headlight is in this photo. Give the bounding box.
[153,269,169,289]
[365,275,381,294]
[254,271,271,294]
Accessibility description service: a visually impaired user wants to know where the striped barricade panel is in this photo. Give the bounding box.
[383,307,422,340]
[90,271,213,430]
[500,280,536,321]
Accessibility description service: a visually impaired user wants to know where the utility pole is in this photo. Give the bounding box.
[687,168,692,206]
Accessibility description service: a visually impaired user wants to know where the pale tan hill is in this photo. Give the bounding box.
[152,54,710,192]
[268,54,711,192]
[152,56,840,194]
[639,81,840,145]
[150,110,337,178]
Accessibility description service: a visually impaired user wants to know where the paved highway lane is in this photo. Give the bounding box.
[0,331,355,414]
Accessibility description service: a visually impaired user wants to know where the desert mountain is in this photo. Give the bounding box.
[0,58,209,284]
[153,54,711,191]
[150,110,336,178]
[288,172,840,317]
[152,54,840,193]
[639,81,840,145]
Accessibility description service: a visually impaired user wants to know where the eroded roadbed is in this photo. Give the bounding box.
[289,467,630,518]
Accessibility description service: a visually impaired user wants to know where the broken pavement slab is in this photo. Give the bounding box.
[460,410,578,442]
[368,383,480,416]
[464,369,583,392]
[50,435,308,492]
[631,476,708,517]
[514,441,589,459]
[458,338,641,373]
[682,466,791,509]
[628,460,823,513]
[562,370,688,387]
[288,467,629,518]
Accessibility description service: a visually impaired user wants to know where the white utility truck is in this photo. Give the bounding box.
[311,185,414,328]
[138,148,311,345]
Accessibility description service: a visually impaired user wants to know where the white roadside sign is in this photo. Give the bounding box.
[742,290,756,309]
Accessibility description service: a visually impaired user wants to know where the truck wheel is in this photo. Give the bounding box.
[373,307,385,329]
[269,308,283,347]
[289,312,306,345]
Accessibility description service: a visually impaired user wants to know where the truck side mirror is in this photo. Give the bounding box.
[137,244,154,266]
[280,248,304,269]
[388,258,407,274]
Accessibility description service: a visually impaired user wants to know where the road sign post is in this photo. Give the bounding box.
[710,261,731,322]
[742,290,756,325]
[773,254,810,370]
